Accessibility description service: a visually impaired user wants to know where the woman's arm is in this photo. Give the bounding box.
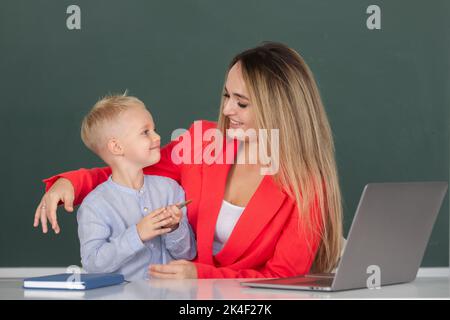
[43,167,112,206]
[34,133,183,234]
[43,132,185,206]
[34,120,215,234]
[33,168,111,234]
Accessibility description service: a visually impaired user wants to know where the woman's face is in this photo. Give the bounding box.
[222,62,257,141]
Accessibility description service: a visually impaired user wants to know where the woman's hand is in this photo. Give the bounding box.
[33,178,75,234]
[149,260,198,279]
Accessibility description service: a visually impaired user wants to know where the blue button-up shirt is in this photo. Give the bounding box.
[77,175,197,281]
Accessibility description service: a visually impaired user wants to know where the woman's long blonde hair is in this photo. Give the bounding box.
[218,42,343,273]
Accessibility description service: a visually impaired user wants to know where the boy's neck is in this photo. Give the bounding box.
[110,164,145,190]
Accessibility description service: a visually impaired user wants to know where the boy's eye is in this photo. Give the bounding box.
[143,130,149,135]
[222,93,230,98]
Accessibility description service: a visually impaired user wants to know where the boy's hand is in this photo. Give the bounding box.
[164,204,183,232]
[136,208,173,242]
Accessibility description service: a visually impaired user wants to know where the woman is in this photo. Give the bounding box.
[33,42,343,279]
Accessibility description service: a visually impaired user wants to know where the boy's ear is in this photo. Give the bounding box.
[107,138,124,156]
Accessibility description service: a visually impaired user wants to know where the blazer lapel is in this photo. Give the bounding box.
[214,174,287,266]
[196,137,239,264]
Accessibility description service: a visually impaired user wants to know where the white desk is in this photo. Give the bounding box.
[0,276,449,300]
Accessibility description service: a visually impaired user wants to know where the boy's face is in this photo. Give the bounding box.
[115,104,161,167]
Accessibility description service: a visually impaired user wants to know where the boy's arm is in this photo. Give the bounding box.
[164,210,197,260]
[77,204,145,273]
[163,185,197,260]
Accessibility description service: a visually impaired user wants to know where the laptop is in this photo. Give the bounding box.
[241,181,448,292]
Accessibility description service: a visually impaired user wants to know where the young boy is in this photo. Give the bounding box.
[77,93,196,281]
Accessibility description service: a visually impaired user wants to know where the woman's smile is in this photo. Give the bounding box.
[229,118,244,128]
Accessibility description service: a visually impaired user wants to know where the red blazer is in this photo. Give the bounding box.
[44,120,322,279]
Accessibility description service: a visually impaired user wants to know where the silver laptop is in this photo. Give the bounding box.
[241,181,448,292]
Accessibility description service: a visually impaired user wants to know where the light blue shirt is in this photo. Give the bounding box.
[77,175,197,281]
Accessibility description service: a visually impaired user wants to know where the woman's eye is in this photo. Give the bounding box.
[238,102,248,108]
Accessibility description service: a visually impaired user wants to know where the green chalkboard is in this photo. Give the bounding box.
[0,0,448,267]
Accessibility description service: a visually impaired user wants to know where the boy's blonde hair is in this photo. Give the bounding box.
[81,92,145,154]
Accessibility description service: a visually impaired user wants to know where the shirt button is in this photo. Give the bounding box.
[139,190,144,194]
[144,207,148,212]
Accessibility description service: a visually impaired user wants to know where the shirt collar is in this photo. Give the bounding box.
[107,175,146,196]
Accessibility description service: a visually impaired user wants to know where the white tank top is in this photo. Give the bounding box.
[213,199,246,256]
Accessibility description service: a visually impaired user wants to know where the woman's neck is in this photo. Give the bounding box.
[237,139,262,167]
[110,164,144,190]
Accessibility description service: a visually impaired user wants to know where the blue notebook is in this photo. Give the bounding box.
[23,273,125,291]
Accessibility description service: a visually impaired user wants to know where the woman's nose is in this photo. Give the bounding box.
[222,98,236,116]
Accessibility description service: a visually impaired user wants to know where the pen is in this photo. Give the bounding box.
[176,199,193,209]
